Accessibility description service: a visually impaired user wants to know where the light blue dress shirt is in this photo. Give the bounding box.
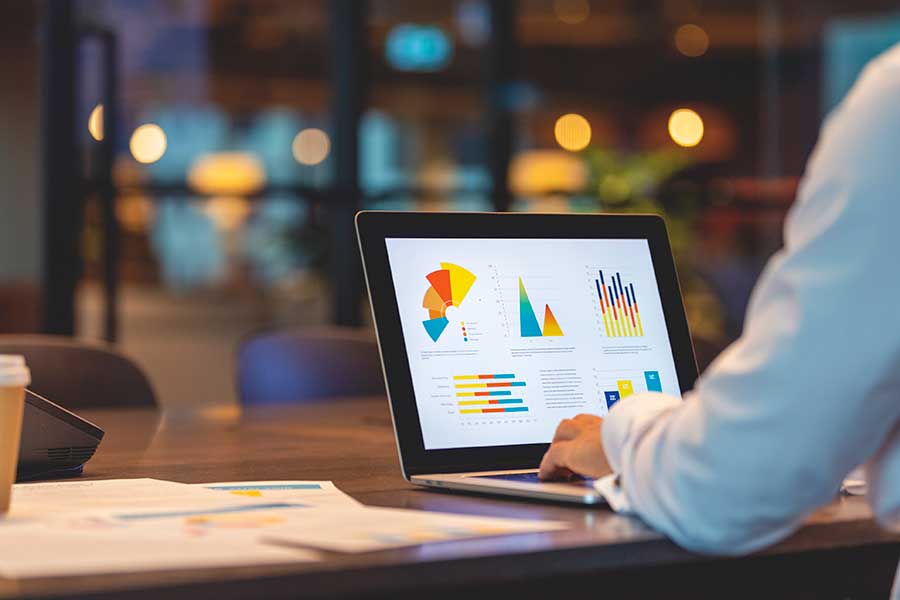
[595,42,900,575]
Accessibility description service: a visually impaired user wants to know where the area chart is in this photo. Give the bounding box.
[519,277,564,338]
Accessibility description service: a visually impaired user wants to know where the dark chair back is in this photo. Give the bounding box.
[237,327,385,404]
[0,335,157,409]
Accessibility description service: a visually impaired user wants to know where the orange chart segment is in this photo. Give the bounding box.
[542,305,564,337]
[422,286,449,314]
[426,269,453,304]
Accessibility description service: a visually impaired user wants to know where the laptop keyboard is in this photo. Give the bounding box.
[475,472,597,489]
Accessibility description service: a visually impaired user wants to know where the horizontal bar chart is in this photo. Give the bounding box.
[455,381,527,389]
[455,390,513,397]
[458,399,524,406]
[459,406,530,414]
[454,372,529,416]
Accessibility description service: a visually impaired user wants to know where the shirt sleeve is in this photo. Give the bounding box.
[594,44,900,555]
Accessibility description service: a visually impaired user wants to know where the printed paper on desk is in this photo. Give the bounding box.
[0,520,314,578]
[264,506,569,553]
[194,481,362,506]
[9,478,270,518]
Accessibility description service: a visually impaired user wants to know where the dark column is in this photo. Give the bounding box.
[40,0,82,335]
[759,0,782,179]
[486,0,517,213]
[97,31,120,342]
[328,0,366,326]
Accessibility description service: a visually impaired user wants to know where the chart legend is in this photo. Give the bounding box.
[594,270,644,338]
[519,277,564,338]
[453,373,529,415]
[421,262,477,342]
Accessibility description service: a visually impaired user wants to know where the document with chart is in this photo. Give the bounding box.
[385,238,682,450]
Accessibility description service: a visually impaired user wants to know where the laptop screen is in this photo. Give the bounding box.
[385,237,683,451]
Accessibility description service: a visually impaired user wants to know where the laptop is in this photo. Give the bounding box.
[356,212,698,504]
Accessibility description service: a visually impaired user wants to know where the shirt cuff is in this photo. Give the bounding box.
[601,392,683,474]
[594,474,633,513]
[597,392,683,514]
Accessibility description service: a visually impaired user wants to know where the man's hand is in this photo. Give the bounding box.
[538,414,612,480]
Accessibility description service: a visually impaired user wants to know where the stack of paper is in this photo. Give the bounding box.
[0,478,568,579]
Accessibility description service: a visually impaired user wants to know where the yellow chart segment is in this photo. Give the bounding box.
[440,262,476,305]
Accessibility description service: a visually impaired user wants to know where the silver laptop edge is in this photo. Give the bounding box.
[411,470,603,505]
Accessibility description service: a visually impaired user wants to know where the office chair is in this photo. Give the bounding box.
[237,327,385,404]
[0,335,157,409]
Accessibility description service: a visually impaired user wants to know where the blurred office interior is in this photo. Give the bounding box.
[1,0,898,408]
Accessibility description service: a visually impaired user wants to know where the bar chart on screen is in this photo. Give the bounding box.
[594,369,663,412]
[592,269,645,339]
[453,373,530,416]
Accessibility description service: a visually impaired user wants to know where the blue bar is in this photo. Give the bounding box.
[630,283,637,304]
[605,391,621,410]
[616,273,625,301]
[504,407,529,413]
[599,270,606,286]
[492,374,516,379]
[116,503,304,521]
[625,285,633,308]
[644,371,662,393]
[509,381,526,387]
[496,398,524,404]
[207,484,321,491]
[595,279,603,301]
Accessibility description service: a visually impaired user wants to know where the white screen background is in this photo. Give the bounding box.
[385,238,681,450]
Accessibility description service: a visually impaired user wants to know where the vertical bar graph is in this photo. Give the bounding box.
[644,370,662,393]
[604,391,621,410]
[594,270,644,338]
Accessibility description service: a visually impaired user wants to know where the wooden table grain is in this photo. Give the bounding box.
[1,397,898,600]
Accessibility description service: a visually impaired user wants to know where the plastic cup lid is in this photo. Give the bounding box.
[0,355,30,387]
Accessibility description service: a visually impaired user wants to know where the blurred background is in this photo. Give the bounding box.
[1,0,898,409]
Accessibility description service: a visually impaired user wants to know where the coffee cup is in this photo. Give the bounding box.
[0,355,30,515]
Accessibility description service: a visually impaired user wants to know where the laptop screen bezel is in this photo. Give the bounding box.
[356,211,699,478]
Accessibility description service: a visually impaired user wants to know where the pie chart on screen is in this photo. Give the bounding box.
[421,263,477,342]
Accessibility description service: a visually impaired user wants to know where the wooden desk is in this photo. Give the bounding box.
[1,398,898,599]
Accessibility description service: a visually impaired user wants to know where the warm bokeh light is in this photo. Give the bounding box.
[116,196,155,234]
[674,24,709,57]
[129,124,167,164]
[554,113,592,152]
[188,152,266,196]
[668,108,705,147]
[510,150,587,195]
[202,197,253,231]
[88,104,104,141]
[292,128,331,165]
[554,0,590,25]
